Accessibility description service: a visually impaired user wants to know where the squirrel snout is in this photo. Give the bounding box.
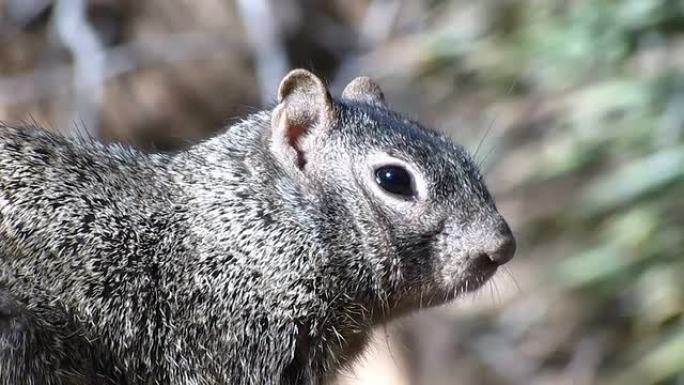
[486,235,516,265]
[484,222,516,266]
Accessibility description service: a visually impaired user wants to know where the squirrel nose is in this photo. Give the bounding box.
[485,222,516,266]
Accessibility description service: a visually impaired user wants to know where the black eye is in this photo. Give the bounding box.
[374,165,415,198]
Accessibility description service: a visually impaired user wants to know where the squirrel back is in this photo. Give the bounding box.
[0,70,515,385]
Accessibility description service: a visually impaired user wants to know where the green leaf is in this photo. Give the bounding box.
[580,146,684,213]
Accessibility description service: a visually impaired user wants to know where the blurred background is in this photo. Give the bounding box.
[1,0,683,384]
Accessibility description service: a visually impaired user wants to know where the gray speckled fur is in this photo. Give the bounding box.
[0,77,513,385]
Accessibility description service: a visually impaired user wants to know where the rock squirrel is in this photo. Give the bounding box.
[0,69,515,385]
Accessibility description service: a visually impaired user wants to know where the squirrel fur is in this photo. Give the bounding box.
[0,70,515,385]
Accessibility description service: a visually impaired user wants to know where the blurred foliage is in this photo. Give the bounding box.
[413,0,684,384]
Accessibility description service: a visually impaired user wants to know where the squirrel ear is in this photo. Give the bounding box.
[271,69,335,170]
[341,76,386,106]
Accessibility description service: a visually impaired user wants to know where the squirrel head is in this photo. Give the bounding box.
[270,69,516,315]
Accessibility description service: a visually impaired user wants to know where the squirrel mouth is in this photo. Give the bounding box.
[380,255,502,316]
[462,254,500,290]
[472,254,500,275]
[408,262,500,311]
[440,255,500,301]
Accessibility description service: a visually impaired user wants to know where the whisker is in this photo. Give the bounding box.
[486,279,495,305]
[381,323,401,370]
[480,141,502,175]
[474,112,497,163]
[493,277,504,305]
[476,79,518,169]
[501,266,523,295]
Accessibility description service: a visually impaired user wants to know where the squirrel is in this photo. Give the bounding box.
[0,69,515,385]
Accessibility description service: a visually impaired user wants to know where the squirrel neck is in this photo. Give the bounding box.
[166,112,379,381]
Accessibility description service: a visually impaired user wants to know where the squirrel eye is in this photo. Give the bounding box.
[374,165,415,198]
